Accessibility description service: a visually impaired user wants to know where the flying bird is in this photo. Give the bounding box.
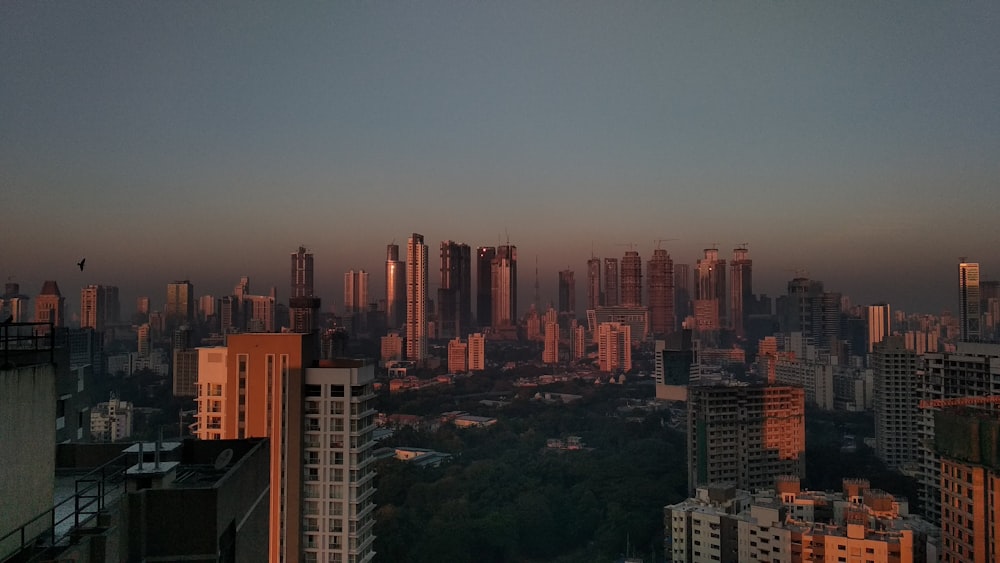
[77,258,86,271]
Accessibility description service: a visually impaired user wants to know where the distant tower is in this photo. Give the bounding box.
[491,244,517,328]
[604,258,619,307]
[597,322,631,373]
[476,246,496,328]
[344,269,369,333]
[674,263,691,323]
[289,246,320,333]
[406,234,428,361]
[729,246,752,337]
[959,260,981,342]
[33,280,65,329]
[438,241,472,339]
[1,283,29,323]
[558,270,575,315]
[866,303,891,354]
[586,257,602,310]
[620,250,642,307]
[467,333,486,371]
[694,248,726,331]
[81,284,119,332]
[647,248,675,337]
[385,244,406,330]
[165,280,194,333]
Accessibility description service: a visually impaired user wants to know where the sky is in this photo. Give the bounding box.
[2,2,998,318]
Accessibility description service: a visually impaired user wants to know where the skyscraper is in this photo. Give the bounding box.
[866,303,891,354]
[467,333,486,371]
[491,244,517,328]
[558,270,575,315]
[290,246,320,333]
[406,233,428,361]
[603,258,619,307]
[647,248,674,337]
[620,250,642,307]
[344,269,369,331]
[166,280,195,332]
[81,284,119,332]
[674,263,691,323]
[872,336,919,470]
[543,321,559,364]
[959,261,981,342]
[438,241,472,339]
[33,280,64,329]
[476,246,495,328]
[385,244,406,330]
[586,257,602,310]
[729,247,752,337]
[193,334,377,563]
[694,248,726,331]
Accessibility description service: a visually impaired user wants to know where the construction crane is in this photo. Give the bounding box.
[918,395,1000,409]
[653,238,678,250]
[615,243,638,252]
[784,268,810,278]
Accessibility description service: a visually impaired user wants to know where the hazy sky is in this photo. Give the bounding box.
[2,2,998,317]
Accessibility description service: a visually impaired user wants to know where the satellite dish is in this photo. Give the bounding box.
[213,448,234,470]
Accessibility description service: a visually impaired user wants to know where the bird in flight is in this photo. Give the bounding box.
[77,258,86,271]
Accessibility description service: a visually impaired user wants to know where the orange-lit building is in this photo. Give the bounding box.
[194,333,376,563]
[935,409,1000,563]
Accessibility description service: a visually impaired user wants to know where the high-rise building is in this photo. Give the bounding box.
[935,409,1000,563]
[603,258,619,307]
[193,334,377,563]
[467,333,485,371]
[33,280,65,329]
[406,234,428,361]
[687,383,805,494]
[872,336,919,470]
[438,241,472,339]
[81,284,106,331]
[867,303,892,354]
[344,270,369,316]
[959,261,981,342]
[448,337,468,372]
[729,247,752,337]
[694,248,726,331]
[674,263,691,324]
[571,324,586,360]
[344,269,369,334]
[290,246,321,333]
[543,321,559,364]
[385,244,406,330]
[166,280,194,333]
[647,248,675,337]
[597,322,631,373]
[491,245,517,328]
[476,246,495,328]
[246,293,276,333]
[558,270,575,315]
[917,342,1000,525]
[620,251,642,307]
[586,257,602,310]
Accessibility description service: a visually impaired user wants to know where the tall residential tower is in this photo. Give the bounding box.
[406,234,428,361]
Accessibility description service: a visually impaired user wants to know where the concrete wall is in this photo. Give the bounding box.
[0,363,56,559]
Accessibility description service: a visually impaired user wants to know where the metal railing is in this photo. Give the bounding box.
[0,453,129,563]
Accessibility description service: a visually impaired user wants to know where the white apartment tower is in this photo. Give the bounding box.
[406,234,428,361]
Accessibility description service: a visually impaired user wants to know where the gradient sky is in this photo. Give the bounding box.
[2,2,998,318]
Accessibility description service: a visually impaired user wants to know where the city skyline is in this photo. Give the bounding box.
[2,3,998,316]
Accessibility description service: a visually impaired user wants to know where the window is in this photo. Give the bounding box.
[331,385,345,397]
[330,401,345,415]
[305,384,322,397]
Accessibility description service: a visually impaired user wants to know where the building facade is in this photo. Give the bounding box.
[648,248,675,337]
[385,244,406,330]
[603,258,619,307]
[729,247,752,337]
[438,241,472,339]
[290,246,321,333]
[958,261,981,342]
[620,250,642,307]
[491,244,517,328]
[686,383,806,494]
[597,322,631,373]
[872,336,919,470]
[406,234,428,361]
